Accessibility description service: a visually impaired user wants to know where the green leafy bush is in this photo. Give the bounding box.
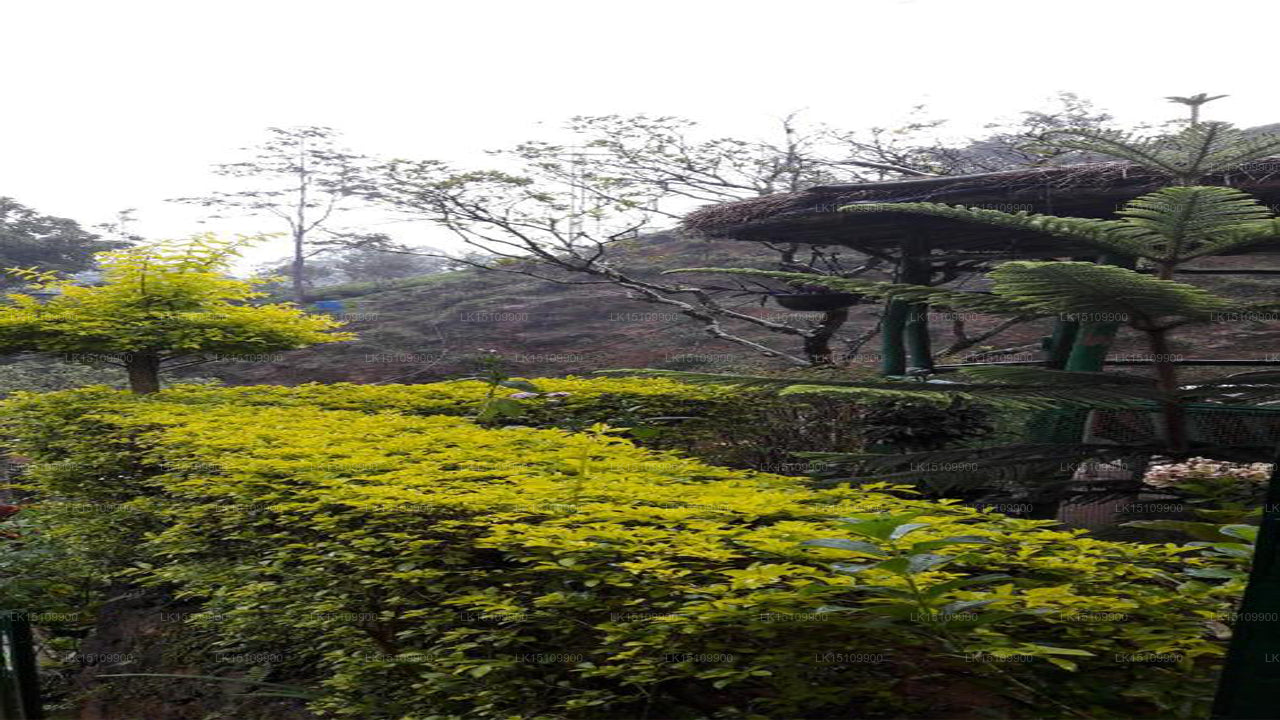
[1,388,1241,718]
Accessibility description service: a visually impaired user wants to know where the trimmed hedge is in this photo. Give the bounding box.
[5,378,889,471]
[1,387,1240,718]
[153,376,756,433]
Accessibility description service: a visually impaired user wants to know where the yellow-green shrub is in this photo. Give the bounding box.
[1,391,1237,718]
[6,378,874,470]
[3,377,996,474]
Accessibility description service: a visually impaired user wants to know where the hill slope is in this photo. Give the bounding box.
[199,233,831,384]
[190,233,1280,386]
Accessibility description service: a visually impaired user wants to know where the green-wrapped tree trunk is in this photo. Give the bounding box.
[880,299,910,375]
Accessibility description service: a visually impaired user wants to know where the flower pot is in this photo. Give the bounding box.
[771,293,861,311]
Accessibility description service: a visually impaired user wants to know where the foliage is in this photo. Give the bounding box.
[0,197,121,289]
[1038,121,1280,186]
[840,186,1280,277]
[0,389,1245,718]
[0,504,110,625]
[856,396,993,452]
[0,235,351,393]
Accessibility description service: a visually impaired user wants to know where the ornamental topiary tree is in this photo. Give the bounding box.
[0,235,352,393]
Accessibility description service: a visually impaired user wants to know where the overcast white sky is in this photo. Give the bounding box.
[4,0,1278,269]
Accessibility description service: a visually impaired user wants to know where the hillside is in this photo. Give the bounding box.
[189,233,827,384]
[185,232,1280,386]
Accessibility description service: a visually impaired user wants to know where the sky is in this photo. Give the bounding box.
[4,0,1280,269]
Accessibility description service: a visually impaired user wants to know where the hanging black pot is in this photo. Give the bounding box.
[771,292,861,311]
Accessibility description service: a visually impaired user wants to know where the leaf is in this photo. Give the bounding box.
[1219,524,1260,543]
[991,261,1229,325]
[939,599,1000,616]
[872,557,910,575]
[833,515,923,541]
[1201,542,1254,559]
[909,536,993,553]
[905,553,952,574]
[627,427,662,440]
[812,605,860,614]
[801,538,888,556]
[1121,519,1240,543]
[968,611,1027,627]
[1027,645,1094,657]
[477,397,525,421]
[830,562,876,574]
[888,523,932,540]
[921,573,1012,599]
[1185,568,1243,579]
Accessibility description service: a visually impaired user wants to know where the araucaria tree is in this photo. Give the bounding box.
[172,126,375,303]
[0,235,351,393]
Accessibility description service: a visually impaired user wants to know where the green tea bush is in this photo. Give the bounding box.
[0,389,1240,718]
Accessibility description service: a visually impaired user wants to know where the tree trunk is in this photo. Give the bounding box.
[904,303,934,372]
[1043,319,1081,370]
[126,353,161,394]
[899,237,934,373]
[880,299,909,375]
[1064,253,1135,372]
[1147,328,1189,454]
[292,231,308,305]
[803,308,849,365]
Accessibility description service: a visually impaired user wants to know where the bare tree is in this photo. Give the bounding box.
[372,98,1124,366]
[171,126,375,303]
[489,114,902,363]
[373,162,879,365]
[828,93,1118,176]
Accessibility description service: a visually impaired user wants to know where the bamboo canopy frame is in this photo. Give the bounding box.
[680,158,1280,375]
